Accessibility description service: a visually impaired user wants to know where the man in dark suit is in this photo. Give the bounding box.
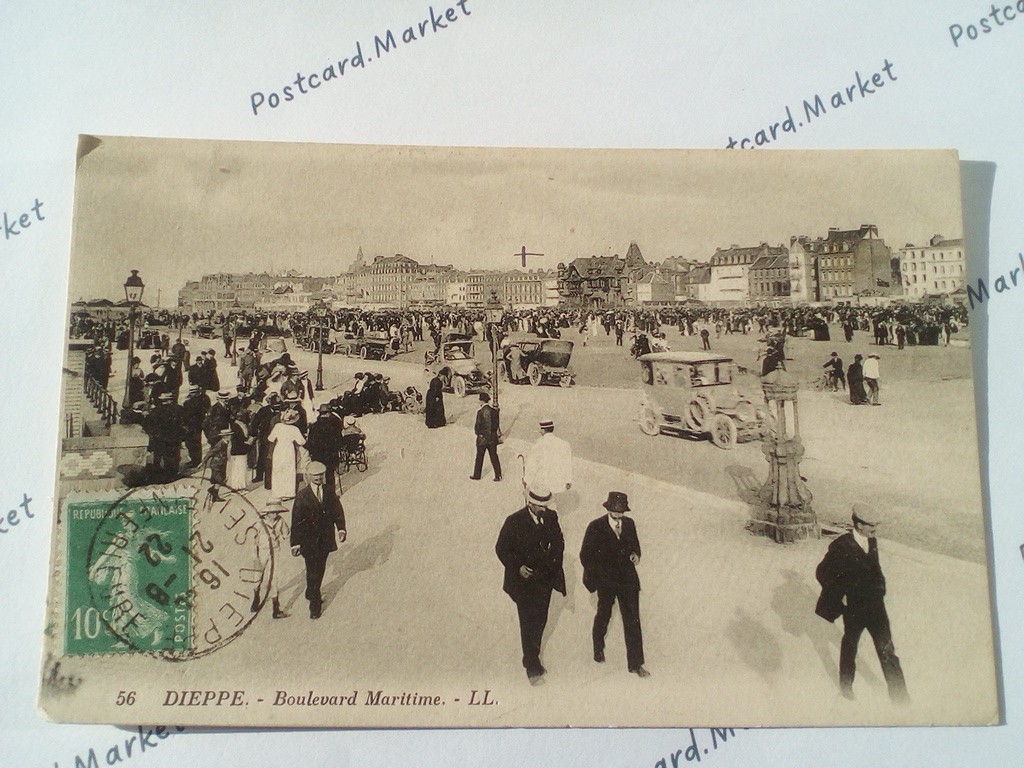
[815,503,908,703]
[290,461,347,620]
[580,491,649,678]
[495,486,566,684]
[180,384,210,470]
[305,403,344,495]
[470,391,502,481]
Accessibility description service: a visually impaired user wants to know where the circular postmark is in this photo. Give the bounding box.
[83,479,275,661]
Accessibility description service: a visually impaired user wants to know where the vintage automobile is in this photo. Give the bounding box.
[500,336,575,387]
[636,351,767,450]
[194,323,217,339]
[346,331,399,361]
[424,333,491,397]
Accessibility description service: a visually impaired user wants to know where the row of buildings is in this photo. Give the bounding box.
[174,229,966,313]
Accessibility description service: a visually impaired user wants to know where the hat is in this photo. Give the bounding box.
[157,391,174,401]
[527,487,553,506]
[868,354,880,359]
[217,390,231,401]
[187,384,201,394]
[854,354,863,360]
[259,496,288,513]
[602,491,630,513]
[852,503,882,526]
[318,403,332,413]
[343,415,356,427]
[539,419,554,431]
[479,392,491,403]
[830,352,838,357]
[282,409,300,425]
[306,461,326,475]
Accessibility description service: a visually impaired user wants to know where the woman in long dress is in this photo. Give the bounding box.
[424,375,446,428]
[227,414,253,490]
[268,409,305,499]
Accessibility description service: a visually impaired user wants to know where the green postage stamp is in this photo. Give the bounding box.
[64,493,193,656]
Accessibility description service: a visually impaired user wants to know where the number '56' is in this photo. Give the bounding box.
[116,690,136,706]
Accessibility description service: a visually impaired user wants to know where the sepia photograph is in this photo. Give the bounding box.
[40,137,996,727]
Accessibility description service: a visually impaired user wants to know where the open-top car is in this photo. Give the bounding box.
[637,351,767,449]
[424,333,491,397]
[500,336,575,387]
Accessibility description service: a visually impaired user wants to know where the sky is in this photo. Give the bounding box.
[68,136,965,306]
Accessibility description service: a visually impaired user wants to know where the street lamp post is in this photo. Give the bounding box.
[315,306,326,392]
[122,269,145,409]
[754,368,817,543]
[484,289,504,410]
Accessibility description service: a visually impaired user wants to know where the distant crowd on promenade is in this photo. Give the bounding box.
[70,297,968,357]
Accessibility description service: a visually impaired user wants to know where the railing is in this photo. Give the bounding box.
[84,375,119,428]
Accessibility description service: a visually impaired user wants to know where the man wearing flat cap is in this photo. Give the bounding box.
[290,461,347,620]
[815,503,908,703]
[495,485,566,684]
[580,491,649,678]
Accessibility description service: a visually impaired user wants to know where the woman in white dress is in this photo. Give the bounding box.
[268,408,305,500]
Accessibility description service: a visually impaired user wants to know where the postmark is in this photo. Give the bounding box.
[65,481,274,660]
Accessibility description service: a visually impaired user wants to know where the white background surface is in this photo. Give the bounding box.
[1,1,1021,765]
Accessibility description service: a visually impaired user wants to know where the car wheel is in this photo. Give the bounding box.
[360,345,369,359]
[528,363,542,386]
[559,374,573,388]
[685,397,711,432]
[709,414,737,450]
[639,404,660,436]
[452,375,468,398]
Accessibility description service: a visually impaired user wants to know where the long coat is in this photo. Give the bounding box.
[475,403,500,447]
[814,532,887,623]
[495,507,566,603]
[579,514,641,594]
[425,376,446,428]
[847,361,867,404]
[290,483,346,557]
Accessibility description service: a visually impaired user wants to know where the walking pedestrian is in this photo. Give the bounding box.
[495,485,566,684]
[814,504,908,704]
[580,491,649,677]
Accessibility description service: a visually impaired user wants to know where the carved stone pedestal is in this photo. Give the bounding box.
[751,436,818,543]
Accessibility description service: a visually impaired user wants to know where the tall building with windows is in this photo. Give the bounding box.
[788,225,893,301]
[706,243,787,303]
[899,234,965,299]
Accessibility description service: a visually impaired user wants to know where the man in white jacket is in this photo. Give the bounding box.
[524,419,573,494]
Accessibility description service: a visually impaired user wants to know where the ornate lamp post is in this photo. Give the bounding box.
[754,368,817,543]
[484,289,504,409]
[122,269,145,407]
[314,304,326,392]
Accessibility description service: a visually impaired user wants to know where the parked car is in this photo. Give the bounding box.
[424,333,491,397]
[346,331,398,360]
[500,336,575,387]
[637,351,767,449]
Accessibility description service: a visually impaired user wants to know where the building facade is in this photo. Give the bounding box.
[899,234,966,299]
[706,243,788,303]
[748,254,791,301]
[556,241,649,308]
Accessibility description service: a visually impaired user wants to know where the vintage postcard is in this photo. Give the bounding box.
[40,137,996,727]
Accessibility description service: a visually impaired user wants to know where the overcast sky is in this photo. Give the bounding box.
[68,137,964,306]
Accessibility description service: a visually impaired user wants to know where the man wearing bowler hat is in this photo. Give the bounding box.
[815,503,908,703]
[580,491,649,678]
[290,461,347,620]
[495,485,566,684]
